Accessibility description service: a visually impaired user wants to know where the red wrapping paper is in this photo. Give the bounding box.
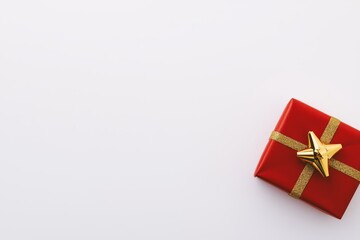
[255,98,360,219]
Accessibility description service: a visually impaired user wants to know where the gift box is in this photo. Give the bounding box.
[254,98,360,219]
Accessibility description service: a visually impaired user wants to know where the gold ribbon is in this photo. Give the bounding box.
[270,117,360,199]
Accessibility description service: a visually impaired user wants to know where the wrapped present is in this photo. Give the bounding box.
[254,98,360,219]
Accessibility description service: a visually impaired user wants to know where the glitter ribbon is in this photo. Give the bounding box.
[270,117,360,198]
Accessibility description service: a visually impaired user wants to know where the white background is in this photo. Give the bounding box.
[1,0,360,239]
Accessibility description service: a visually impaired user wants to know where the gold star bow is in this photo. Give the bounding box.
[297,131,342,177]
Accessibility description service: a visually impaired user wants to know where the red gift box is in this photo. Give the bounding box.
[255,98,360,219]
